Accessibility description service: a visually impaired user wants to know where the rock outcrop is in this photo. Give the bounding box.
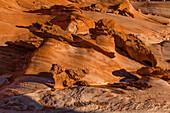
[24,37,118,84]
[80,0,169,25]
[30,4,95,35]
[0,0,170,112]
[52,13,95,35]
[0,79,169,112]
[81,1,135,18]
[25,18,158,85]
[137,66,170,83]
[114,33,157,66]
[29,22,115,58]
[51,64,89,89]
[93,18,157,66]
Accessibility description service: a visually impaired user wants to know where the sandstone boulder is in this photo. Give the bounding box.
[122,34,157,66]
[25,22,120,84]
[51,64,89,89]
[95,18,125,34]
[91,3,108,13]
[28,4,95,35]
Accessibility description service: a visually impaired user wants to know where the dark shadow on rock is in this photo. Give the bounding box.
[112,69,153,90]
[25,72,52,78]
[141,60,153,66]
[0,41,35,75]
[112,69,139,82]
[166,59,170,63]
[16,25,29,29]
[5,40,37,52]
[24,72,54,88]
[38,72,52,77]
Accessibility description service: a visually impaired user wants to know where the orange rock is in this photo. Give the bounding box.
[30,22,74,42]
[53,72,71,89]
[137,67,155,75]
[115,33,157,66]
[29,22,115,58]
[92,18,157,66]
[137,66,170,83]
[25,37,120,85]
[50,13,95,35]
[95,35,115,52]
[137,66,166,76]
[46,4,95,35]
[96,18,125,34]
[51,64,89,89]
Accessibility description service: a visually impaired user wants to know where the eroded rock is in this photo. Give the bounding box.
[29,22,115,58]
[81,1,135,18]
[28,4,95,35]
[137,67,166,76]
[0,0,170,112]
[81,3,108,13]
[5,41,37,51]
[120,34,157,66]
[93,18,157,66]
[51,14,95,35]
[51,64,89,89]
[29,22,74,42]
[24,37,118,85]
[137,67,170,83]
[44,5,96,35]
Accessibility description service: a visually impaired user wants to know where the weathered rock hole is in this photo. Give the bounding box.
[163,23,168,25]
[166,60,170,63]
[142,60,152,66]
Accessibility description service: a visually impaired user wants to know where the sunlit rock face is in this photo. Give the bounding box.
[25,24,120,84]
[0,0,170,112]
[25,21,156,85]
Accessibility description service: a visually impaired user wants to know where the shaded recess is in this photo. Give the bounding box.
[112,69,139,82]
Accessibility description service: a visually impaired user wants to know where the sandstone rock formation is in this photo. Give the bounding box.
[0,78,169,112]
[28,4,95,35]
[132,2,170,19]
[25,23,119,84]
[80,0,169,25]
[93,18,157,66]
[115,33,157,66]
[0,0,170,112]
[51,13,95,35]
[137,66,170,83]
[51,64,89,89]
